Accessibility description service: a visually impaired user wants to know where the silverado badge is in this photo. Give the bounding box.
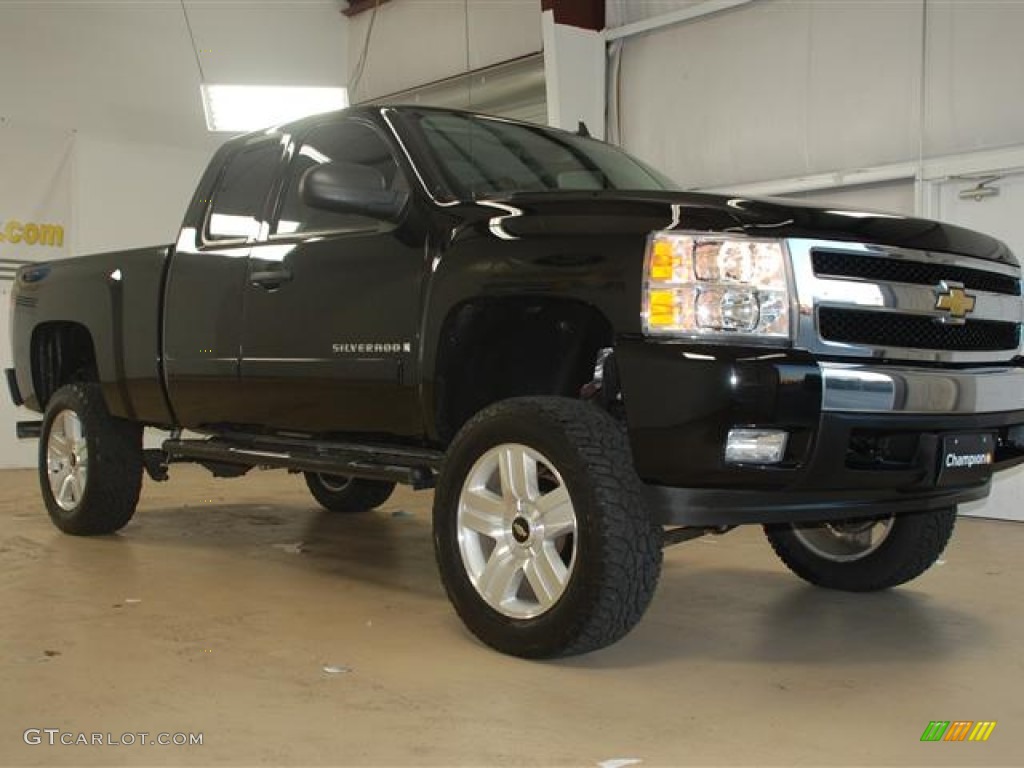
[934,281,976,323]
[332,342,412,355]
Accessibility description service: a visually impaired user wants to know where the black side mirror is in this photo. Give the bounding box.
[299,161,408,221]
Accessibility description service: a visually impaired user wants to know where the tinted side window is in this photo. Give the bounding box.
[207,142,281,241]
[276,121,406,235]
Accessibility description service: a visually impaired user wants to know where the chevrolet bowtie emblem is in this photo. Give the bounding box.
[934,281,976,321]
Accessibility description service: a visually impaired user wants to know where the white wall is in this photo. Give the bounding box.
[0,122,75,468]
[784,181,917,217]
[71,136,212,257]
[924,2,1024,158]
[347,0,542,102]
[612,0,1024,193]
[0,1,348,467]
[607,0,707,28]
[373,54,549,124]
[542,10,606,138]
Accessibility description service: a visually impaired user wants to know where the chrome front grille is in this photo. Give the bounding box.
[787,239,1024,363]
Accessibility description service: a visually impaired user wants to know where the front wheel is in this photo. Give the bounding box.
[433,397,662,658]
[764,508,956,592]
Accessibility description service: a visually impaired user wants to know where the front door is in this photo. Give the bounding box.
[237,118,424,437]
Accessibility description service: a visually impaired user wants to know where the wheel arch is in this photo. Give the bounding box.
[429,296,615,443]
[30,321,99,409]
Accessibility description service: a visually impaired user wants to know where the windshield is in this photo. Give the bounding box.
[408,110,679,200]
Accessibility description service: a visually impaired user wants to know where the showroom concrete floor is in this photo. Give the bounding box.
[0,465,1020,767]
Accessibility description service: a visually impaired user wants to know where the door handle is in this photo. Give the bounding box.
[250,268,293,290]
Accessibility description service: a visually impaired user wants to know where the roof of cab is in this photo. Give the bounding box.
[220,104,555,149]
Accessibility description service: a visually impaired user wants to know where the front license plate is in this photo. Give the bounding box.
[937,433,995,487]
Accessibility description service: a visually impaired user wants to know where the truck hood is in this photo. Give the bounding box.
[472,190,1016,267]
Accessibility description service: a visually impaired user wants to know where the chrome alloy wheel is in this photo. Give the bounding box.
[792,517,895,563]
[47,409,89,512]
[456,443,578,619]
[317,474,353,493]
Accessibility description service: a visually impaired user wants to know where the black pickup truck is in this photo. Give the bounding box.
[8,106,1024,657]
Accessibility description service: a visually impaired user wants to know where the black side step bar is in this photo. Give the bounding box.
[162,435,444,490]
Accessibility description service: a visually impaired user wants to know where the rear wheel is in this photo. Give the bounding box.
[40,383,143,535]
[303,473,395,513]
[764,508,956,591]
[433,397,662,658]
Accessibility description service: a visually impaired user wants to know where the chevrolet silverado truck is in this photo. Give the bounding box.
[8,106,1024,658]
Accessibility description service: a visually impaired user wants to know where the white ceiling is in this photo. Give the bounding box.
[0,1,348,150]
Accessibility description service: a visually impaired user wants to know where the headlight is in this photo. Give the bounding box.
[642,232,791,341]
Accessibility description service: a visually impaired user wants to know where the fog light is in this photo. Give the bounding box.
[725,429,788,465]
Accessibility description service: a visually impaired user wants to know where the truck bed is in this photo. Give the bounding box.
[11,245,173,425]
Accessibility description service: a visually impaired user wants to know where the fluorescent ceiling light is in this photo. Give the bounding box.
[201,84,348,132]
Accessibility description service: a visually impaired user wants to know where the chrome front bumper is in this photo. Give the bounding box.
[821,362,1024,414]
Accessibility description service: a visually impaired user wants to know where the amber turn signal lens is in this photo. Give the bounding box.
[649,239,678,281]
[647,289,677,326]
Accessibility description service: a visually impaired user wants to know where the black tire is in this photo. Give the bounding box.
[303,473,395,513]
[764,508,956,592]
[433,397,663,659]
[39,382,143,535]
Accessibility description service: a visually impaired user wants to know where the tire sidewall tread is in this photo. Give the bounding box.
[764,508,957,592]
[304,473,396,514]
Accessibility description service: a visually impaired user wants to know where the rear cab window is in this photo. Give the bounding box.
[205,141,282,243]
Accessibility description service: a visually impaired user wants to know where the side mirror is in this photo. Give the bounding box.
[299,161,408,221]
